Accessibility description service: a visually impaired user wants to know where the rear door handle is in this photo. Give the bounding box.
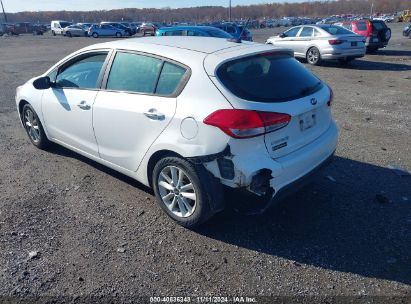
[77,101,91,110]
[144,108,165,121]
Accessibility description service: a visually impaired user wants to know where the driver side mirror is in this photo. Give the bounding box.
[33,76,54,90]
[279,33,286,38]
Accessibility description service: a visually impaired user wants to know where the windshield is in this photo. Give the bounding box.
[60,22,71,28]
[206,29,232,38]
[216,53,323,103]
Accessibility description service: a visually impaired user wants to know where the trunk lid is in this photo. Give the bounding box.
[205,47,333,158]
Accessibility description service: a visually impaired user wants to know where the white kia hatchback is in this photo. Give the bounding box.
[16,37,338,227]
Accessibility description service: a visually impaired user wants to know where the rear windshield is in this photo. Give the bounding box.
[206,29,232,38]
[321,25,352,35]
[356,21,367,31]
[372,21,387,30]
[216,53,323,103]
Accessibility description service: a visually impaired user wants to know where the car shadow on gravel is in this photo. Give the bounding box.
[196,156,411,285]
[46,143,153,194]
[45,144,411,285]
[367,49,411,57]
[315,59,411,71]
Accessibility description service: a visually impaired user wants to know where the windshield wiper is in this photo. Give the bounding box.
[300,81,322,97]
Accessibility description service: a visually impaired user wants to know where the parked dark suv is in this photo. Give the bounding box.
[10,22,45,35]
[335,20,391,52]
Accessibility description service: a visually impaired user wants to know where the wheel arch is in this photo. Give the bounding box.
[146,149,182,188]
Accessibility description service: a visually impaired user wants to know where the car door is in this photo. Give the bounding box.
[294,26,314,57]
[93,51,189,171]
[41,51,110,156]
[274,26,301,49]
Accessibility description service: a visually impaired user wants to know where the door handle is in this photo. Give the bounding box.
[77,101,91,110]
[144,108,165,121]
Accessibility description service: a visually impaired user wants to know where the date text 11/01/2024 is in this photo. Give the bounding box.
[150,296,257,303]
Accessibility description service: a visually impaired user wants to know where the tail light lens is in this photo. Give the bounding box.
[328,39,344,45]
[327,86,333,107]
[203,109,291,139]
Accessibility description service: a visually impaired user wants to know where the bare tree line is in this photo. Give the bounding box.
[3,0,410,23]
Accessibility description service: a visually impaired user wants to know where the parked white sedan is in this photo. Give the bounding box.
[15,37,338,227]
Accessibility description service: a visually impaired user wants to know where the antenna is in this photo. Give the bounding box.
[1,0,7,23]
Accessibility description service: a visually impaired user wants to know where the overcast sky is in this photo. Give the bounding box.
[3,0,307,13]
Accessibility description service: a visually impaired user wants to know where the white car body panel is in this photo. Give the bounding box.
[16,36,338,201]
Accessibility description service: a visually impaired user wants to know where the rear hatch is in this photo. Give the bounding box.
[371,20,391,43]
[204,46,333,159]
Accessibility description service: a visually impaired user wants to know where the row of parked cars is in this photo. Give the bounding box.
[0,22,46,36]
[50,20,157,38]
[48,20,254,41]
[266,19,393,65]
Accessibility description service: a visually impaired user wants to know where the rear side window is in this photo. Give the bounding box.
[216,53,323,103]
[299,27,313,37]
[156,62,187,95]
[372,21,386,30]
[206,29,232,38]
[356,22,367,31]
[106,52,162,93]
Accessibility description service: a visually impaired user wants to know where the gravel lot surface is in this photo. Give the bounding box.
[0,23,410,301]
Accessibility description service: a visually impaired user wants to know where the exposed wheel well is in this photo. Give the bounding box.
[147,150,182,188]
[18,100,29,121]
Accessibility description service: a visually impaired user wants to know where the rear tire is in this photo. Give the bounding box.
[22,104,50,150]
[306,47,321,65]
[116,32,122,38]
[152,156,222,228]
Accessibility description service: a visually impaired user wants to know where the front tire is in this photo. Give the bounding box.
[306,47,321,65]
[52,30,56,36]
[22,104,50,149]
[152,157,221,227]
[116,32,122,38]
[92,32,98,38]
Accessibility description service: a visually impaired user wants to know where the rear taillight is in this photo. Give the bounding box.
[328,39,344,45]
[327,86,333,107]
[203,109,291,139]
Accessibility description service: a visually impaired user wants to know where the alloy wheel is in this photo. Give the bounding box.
[24,108,41,143]
[308,48,319,64]
[157,166,197,218]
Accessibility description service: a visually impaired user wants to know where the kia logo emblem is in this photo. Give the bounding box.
[310,98,318,105]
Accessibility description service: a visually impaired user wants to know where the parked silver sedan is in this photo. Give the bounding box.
[266,24,366,65]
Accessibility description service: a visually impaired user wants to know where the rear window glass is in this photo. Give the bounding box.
[156,62,187,95]
[216,53,323,103]
[356,21,367,31]
[206,29,232,38]
[106,52,162,94]
[321,25,352,35]
[372,21,386,30]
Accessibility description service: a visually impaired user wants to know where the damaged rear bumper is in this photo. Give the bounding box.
[200,121,338,209]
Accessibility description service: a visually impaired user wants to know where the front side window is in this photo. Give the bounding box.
[284,27,301,37]
[106,52,163,94]
[55,53,107,89]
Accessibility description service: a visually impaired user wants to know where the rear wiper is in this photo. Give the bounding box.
[300,81,322,96]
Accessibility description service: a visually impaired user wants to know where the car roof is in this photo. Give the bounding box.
[86,36,255,54]
[159,26,222,31]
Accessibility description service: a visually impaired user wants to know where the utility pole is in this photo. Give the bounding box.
[370,2,374,19]
[1,0,7,23]
[229,0,232,22]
